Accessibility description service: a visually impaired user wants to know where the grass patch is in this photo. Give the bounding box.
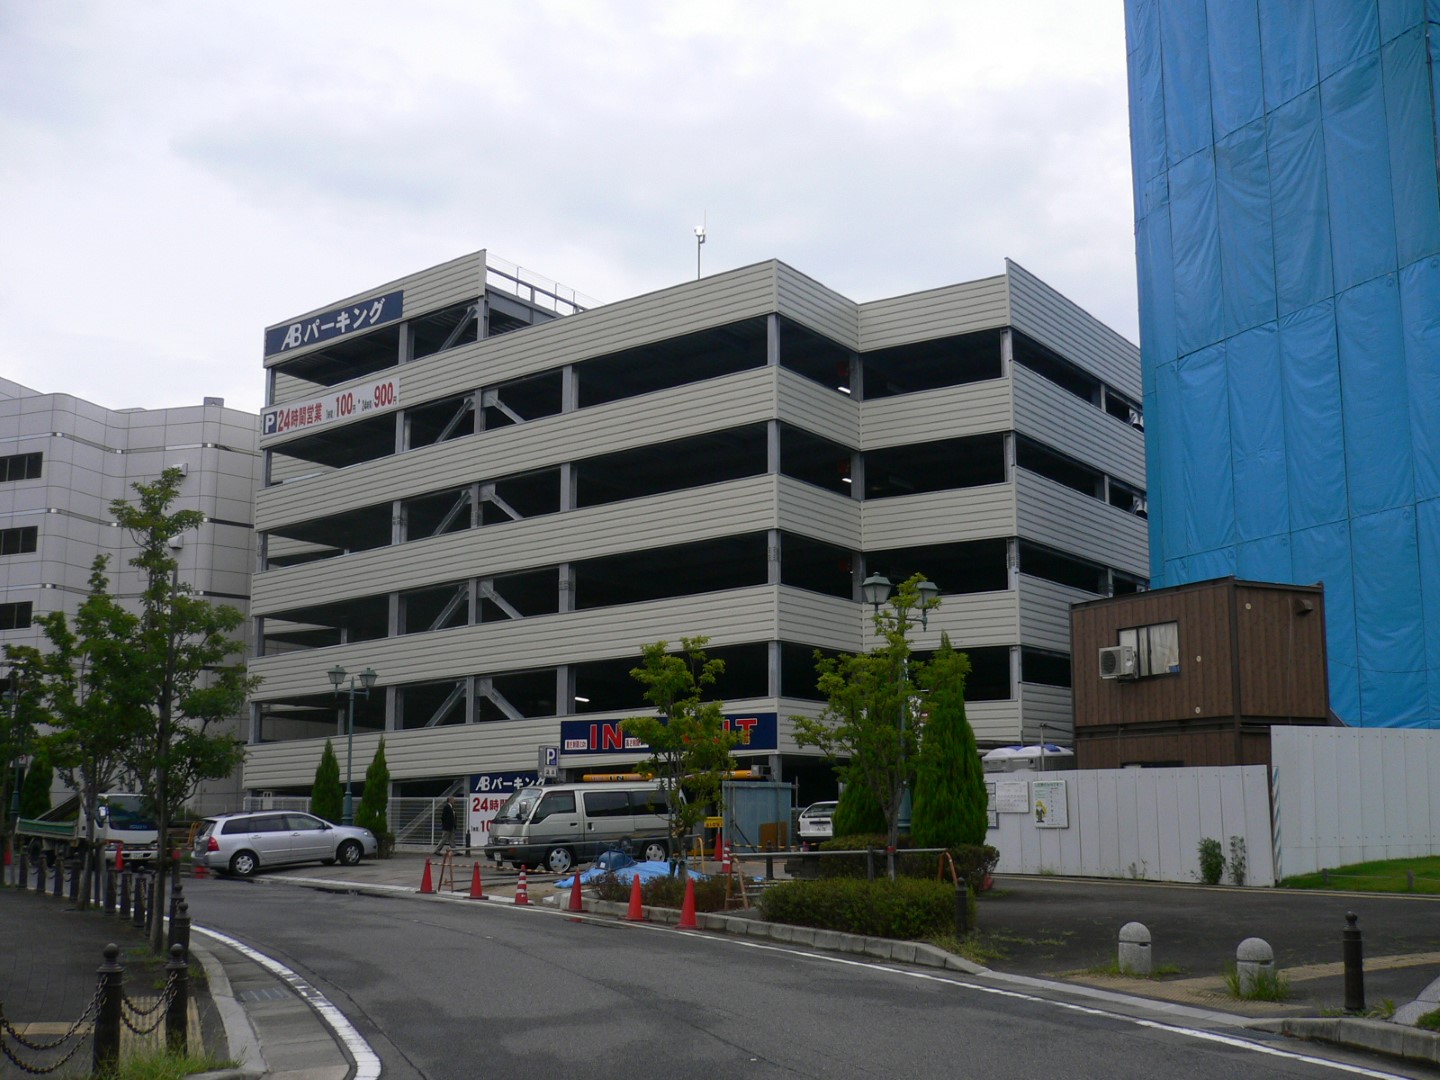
[1223,963,1291,1002]
[1081,959,1185,979]
[1279,856,1440,894]
[1416,1008,1440,1032]
[927,928,1071,965]
[1321,1000,1395,1020]
[78,1046,233,1080]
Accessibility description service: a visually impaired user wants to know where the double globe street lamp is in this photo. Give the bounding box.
[327,665,378,826]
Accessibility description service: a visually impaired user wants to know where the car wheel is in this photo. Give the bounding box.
[337,840,363,866]
[229,851,258,878]
[642,840,668,863]
[545,847,573,874]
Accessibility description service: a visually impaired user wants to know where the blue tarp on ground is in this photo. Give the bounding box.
[556,860,710,889]
[1126,3,1440,727]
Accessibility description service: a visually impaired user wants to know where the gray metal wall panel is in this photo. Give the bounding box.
[774,263,860,346]
[392,263,782,409]
[860,379,1013,449]
[965,701,1024,745]
[776,589,865,653]
[258,368,779,530]
[1012,365,1146,486]
[253,476,781,614]
[857,276,1010,350]
[925,592,1020,648]
[1018,683,1074,737]
[775,369,861,444]
[861,485,1017,550]
[773,477,861,550]
[250,587,780,700]
[1018,576,1099,653]
[1014,470,1148,576]
[264,252,485,369]
[1005,260,1141,401]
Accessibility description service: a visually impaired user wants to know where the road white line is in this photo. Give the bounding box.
[194,925,382,1080]
[675,930,1415,1079]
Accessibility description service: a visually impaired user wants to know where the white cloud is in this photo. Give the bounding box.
[0,0,1136,415]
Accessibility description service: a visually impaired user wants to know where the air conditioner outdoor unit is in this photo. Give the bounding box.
[1098,645,1137,680]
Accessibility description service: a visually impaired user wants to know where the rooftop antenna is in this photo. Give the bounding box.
[694,214,707,280]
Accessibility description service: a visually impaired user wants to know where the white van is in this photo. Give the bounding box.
[483,781,674,874]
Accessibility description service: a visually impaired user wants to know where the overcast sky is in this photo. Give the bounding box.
[0,2,1136,416]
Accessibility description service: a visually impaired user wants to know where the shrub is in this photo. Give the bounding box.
[591,872,731,913]
[1198,837,1225,885]
[311,739,343,825]
[355,738,391,846]
[819,834,997,892]
[759,877,957,939]
[1228,836,1247,886]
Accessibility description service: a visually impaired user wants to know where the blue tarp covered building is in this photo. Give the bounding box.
[1125,0,1440,727]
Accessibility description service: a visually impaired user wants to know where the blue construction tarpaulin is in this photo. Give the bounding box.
[1126,0,1440,727]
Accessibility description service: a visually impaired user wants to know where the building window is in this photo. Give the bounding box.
[0,527,37,556]
[0,602,33,630]
[1118,621,1180,677]
[0,453,41,483]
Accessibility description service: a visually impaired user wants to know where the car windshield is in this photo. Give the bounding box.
[492,789,542,825]
[103,796,157,831]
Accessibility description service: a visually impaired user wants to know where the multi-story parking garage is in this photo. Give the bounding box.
[244,251,1147,806]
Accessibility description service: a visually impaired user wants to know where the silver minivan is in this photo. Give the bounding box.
[483,782,673,874]
[194,811,378,877]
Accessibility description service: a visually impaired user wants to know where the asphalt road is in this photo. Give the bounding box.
[179,875,1432,1080]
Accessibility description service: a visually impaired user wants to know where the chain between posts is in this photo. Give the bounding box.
[0,987,101,1075]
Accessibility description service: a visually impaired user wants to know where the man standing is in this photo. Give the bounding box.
[437,796,457,854]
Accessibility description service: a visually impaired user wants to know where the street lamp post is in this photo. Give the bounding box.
[327,666,378,826]
[861,574,940,863]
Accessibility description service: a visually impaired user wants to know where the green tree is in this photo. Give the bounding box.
[793,573,939,877]
[910,634,987,849]
[355,738,391,846]
[312,740,343,824]
[621,637,740,876]
[7,559,150,907]
[0,662,43,858]
[18,751,53,820]
[109,469,254,947]
[831,780,886,839]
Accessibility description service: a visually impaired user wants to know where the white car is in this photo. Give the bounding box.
[797,801,838,848]
[194,811,378,877]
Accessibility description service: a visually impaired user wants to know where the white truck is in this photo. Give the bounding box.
[16,791,160,865]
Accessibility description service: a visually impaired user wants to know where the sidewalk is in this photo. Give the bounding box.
[7,853,1440,1077]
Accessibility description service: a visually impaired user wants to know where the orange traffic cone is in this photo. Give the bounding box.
[514,866,530,905]
[419,858,434,895]
[568,869,584,912]
[713,829,723,862]
[469,861,484,900]
[721,841,732,877]
[678,875,698,929]
[3,843,10,867]
[114,845,125,872]
[626,873,645,921]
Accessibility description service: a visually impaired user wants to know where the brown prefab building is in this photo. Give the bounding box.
[1070,577,1331,769]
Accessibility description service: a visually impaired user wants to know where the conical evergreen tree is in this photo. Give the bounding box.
[911,634,987,848]
[311,739,343,824]
[831,777,886,838]
[18,753,53,819]
[355,738,391,838]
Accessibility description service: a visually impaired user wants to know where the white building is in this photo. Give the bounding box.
[0,378,261,811]
[246,252,1146,806]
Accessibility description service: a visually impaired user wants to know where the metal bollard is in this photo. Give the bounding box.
[93,943,123,1076]
[16,847,27,890]
[1343,911,1366,1013]
[169,898,191,957]
[169,874,184,925]
[34,854,45,892]
[954,883,971,935]
[165,943,189,1055]
[119,867,131,917]
[67,857,80,902]
[52,857,63,897]
[132,870,147,929]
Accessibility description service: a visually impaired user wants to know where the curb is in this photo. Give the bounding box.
[1247,1017,1440,1067]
